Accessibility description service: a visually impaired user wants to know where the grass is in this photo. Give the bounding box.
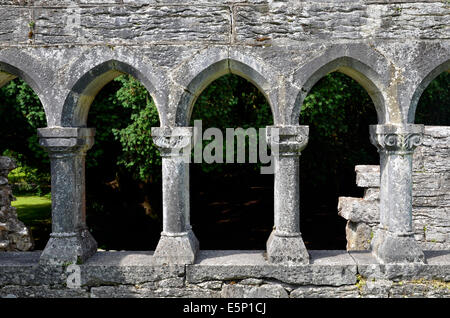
[11,194,52,250]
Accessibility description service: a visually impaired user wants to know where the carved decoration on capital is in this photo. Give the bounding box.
[266,125,309,156]
[369,124,424,154]
[151,127,193,157]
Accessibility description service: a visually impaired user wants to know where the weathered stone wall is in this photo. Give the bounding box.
[0,157,33,251]
[0,0,449,297]
[338,126,450,251]
[0,0,448,127]
[0,250,449,298]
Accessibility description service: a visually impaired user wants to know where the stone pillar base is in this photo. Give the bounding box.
[266,230,309,264]
[153,231,199,265]
[371,228,425,264]
[187,227,199,254]
[39,229,97,265]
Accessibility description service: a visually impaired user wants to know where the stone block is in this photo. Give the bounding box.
[389,281,450,298]
[290,285,359,298]
[345,221,374,251]
[424,126,450,139]
[33,5,231,45]
[186,250,357,286]
[0,156,16,177]
[0,252,66,286]
[338,197,379,223]
[1,285,89,298]
[355,165,380,188]
[363,188,380,201]
[90,285,220,298]
[350,251,450,282]
[80,251,185,286]
[359,279,393,298]
[221,283,289,298]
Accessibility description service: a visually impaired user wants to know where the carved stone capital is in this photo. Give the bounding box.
[369,124,424,155]
[38,127,95,156]
[151,126,193,157]
[266,125,309,156]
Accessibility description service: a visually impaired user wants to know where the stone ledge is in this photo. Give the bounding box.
[0,250,449,297]
[80,251,186,286]
[186,250,357,286]
[350,250,450,281]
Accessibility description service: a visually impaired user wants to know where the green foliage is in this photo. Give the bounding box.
[0,79,50,195]
[0,79,48,170]
[85,74,161,182]
[112,76,161,182]
[192,74,273,129]
[299,72,379,199]
[6,157,51,196]
[415,72,450,125]
[190,74,273,175]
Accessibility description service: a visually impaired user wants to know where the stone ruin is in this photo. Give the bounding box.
[0,0,448,298]
[0,156,34,251]
[339,126,450,251]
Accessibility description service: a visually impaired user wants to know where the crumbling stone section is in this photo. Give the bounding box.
[338,126,450,251]
[338,165,380,251]
[0,250,448,298]
[0,157,33,251]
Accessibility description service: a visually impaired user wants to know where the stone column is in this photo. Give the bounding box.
[151,127,198,264]
[266,125,309,264]
[369,124,425,263]
[38,127,97,265]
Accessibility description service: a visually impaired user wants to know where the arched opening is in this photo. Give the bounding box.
[62,60,161,127]
[292,56,386,124]
[175,59,276,127]
[189,73,274,250]
[409,59,450,124]
[0,72,50,251]
[414,71,449,126]
[299,72,379,249]
[63,62,162,251]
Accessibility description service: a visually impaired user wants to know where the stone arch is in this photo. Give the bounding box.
[289,52,389,125]
[408,59,450,123]
[0,59,50,125]
[174,56,278,126]
[61,58,164,127]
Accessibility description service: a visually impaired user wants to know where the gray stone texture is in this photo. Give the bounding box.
[366,124,426,263]
[0,0,449,296]
[339,126,450,252]
[0,157,33,251]
[0,250,448,298]
[151,127,199,264]
[37,128,97,265]
[265,126,309,264]
[186,250,358,286]
[0,1,447,126]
